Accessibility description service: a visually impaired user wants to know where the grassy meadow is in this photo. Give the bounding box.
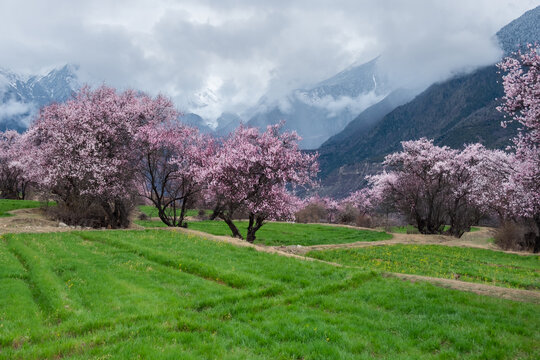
[0,200,539,359]
[0,199,48,217]
[0,229,539,359]
[307,245,540,290]
[135,217,392,246]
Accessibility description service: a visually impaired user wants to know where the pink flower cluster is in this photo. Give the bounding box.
[207,123,318,242]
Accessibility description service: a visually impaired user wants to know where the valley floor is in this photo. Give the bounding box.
[0,206,538,359]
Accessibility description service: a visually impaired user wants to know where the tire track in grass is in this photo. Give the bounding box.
[76,232,255,290]
[4,235,83,323]
[0,238,45,349]
[163,228,540,304]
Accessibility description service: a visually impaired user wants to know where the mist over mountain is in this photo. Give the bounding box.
[215,113,243,137]
[0,65,79,131]
[244,58,392,149]
[316,5,539,197]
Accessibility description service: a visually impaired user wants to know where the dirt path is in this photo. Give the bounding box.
[165,227,540,304]
[2,209,539,303]
[384,273,540,303]
[0,208,74,234]
[276,226,535,257]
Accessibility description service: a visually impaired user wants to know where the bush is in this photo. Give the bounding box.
[494,221,537,252]
[337,204,359,224]
[295,203,327,223]
[45,194,135,229]
[138,212,150,220]
[197,209,208,220]
[355,214,373,228]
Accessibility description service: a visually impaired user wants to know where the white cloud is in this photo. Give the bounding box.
[0,99,35,127]
[0,99,33,119]
[0,0,537,121]
[295,89,387,117]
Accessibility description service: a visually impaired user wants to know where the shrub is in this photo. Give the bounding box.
[494,221,537,252]
[138,212,150,221]
[295,203,327,223]
[337,204,359,224]
[355,214,373,228]
[197,209,208,220]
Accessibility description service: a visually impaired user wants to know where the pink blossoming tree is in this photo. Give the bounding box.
[497,44,540,251]
[23,86,175,228]
[208,124,318,243]
[340,188,379,217]
[296,195,340,223]
[0,130,29,199]
[366,139,505,237]
[136,120,214,227]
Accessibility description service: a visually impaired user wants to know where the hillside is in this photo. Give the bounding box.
[496,5,540,54]
[0,65,79,131]
[316,6,540,197]
[317,65,519,196]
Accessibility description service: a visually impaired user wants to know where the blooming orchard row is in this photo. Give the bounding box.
[0,46,537,248]
[337,45,539,251]
[0,86,317,242]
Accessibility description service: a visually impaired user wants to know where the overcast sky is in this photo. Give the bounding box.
[0,0,537,121]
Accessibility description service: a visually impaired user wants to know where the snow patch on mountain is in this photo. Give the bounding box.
[0,65,80,131]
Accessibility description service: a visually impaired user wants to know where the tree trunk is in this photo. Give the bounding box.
[178,197,188,228]
[102,200,130,229]
[112,200,130,228]
[210,203,222,220]
[246,213,264,243]
[534,214,540,253]
[416,216,427,234]
[219,213,243,240]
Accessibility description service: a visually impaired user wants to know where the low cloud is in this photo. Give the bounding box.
[0,0,537,122]
[295,90,386,118]
[0,99,34,119]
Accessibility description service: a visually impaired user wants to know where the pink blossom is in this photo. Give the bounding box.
[207,123,318,242]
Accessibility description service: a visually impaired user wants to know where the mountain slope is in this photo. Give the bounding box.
[246,57,391,149]
[181,113,214,134]
[321,88,419,149]
[316,6,539,197]
[317,65,518,196]
[0,65,79,131]
[215,112,242,137]
[496,5,540,54]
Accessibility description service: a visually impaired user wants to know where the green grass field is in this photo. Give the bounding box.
[0,229,538,359]
[307,245,540,290]
[188,220,392,246]
[389,225,480,234]
[135,219,392,246]
[0,199,48,217]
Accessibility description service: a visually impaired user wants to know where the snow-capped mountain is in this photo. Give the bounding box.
[215,112,243,137]
[245,57,392,149]
[180,113,214,134]
[0,65,79,131]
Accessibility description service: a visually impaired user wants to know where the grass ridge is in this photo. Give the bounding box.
[76,231,254,289]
